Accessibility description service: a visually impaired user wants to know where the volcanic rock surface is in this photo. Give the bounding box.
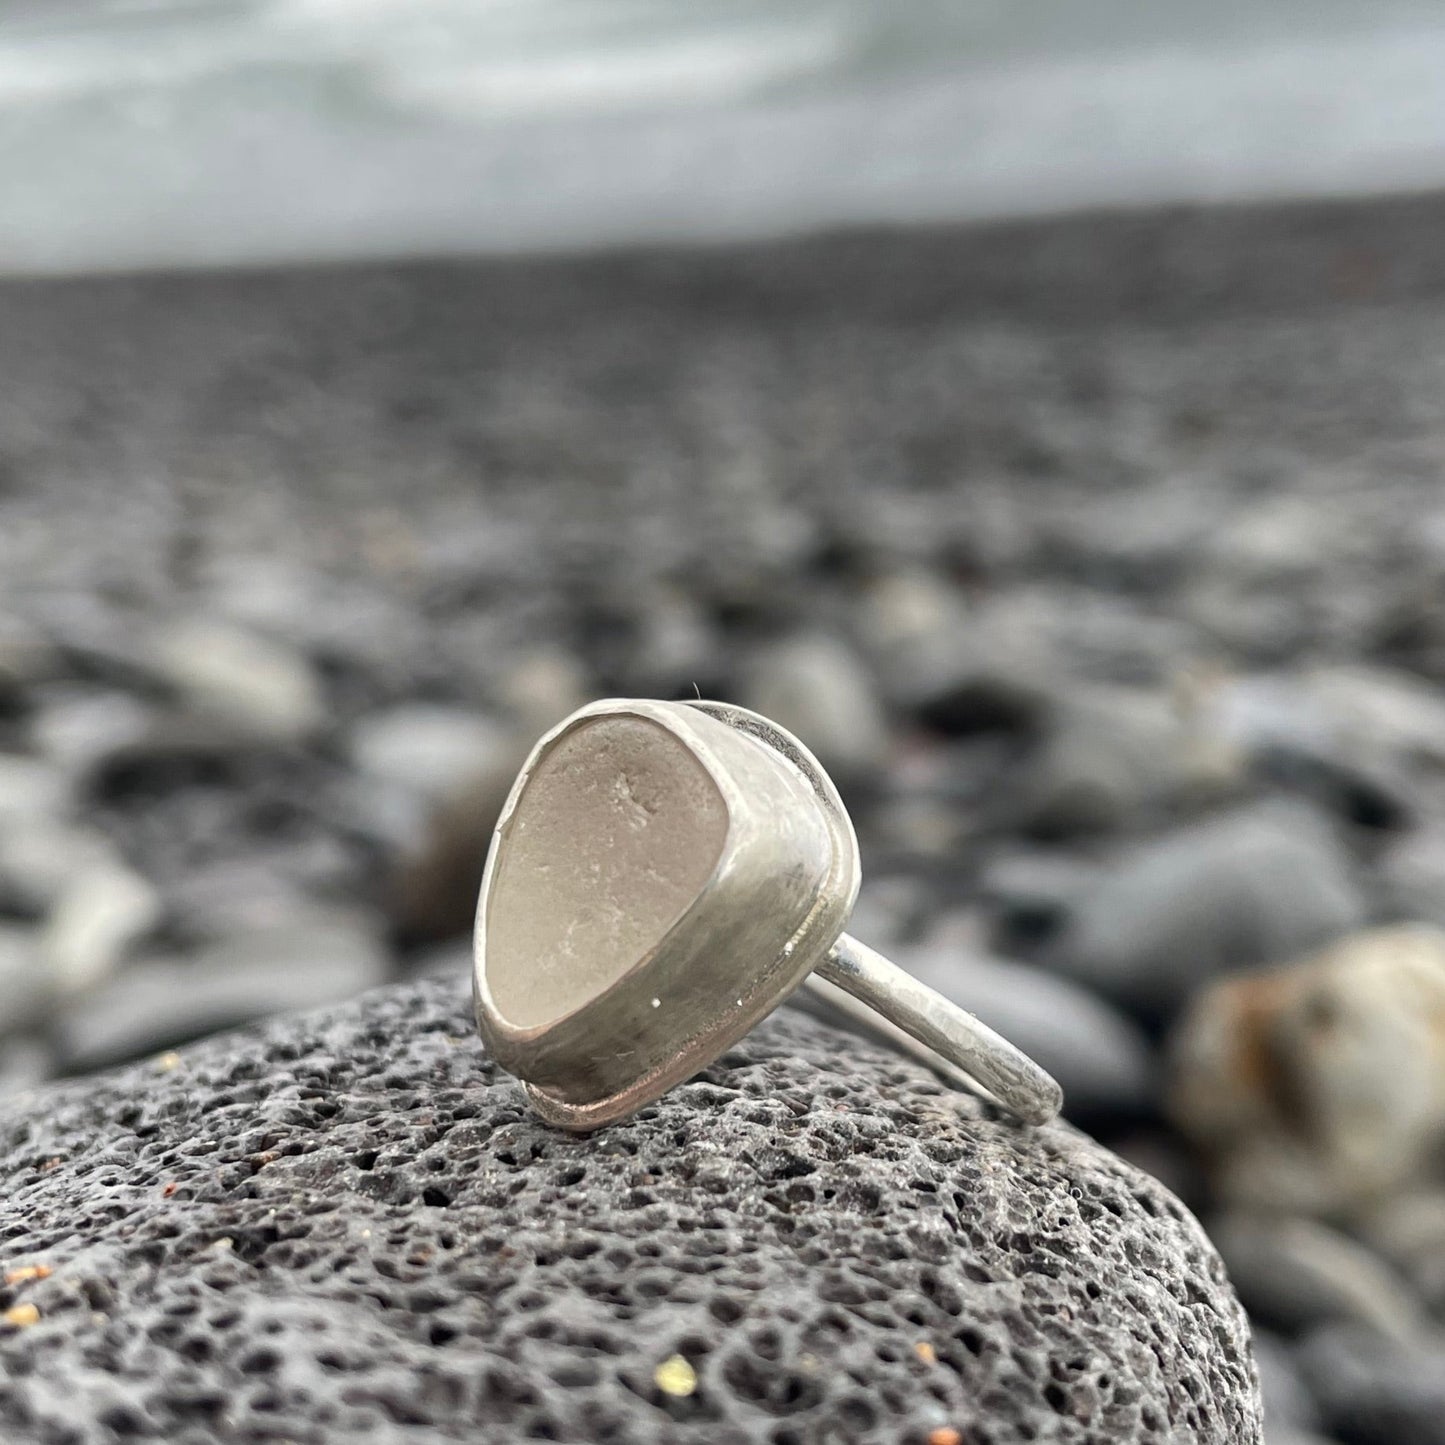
[0,978,1259,1444]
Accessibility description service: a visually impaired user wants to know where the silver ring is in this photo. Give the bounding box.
[472,697,1063,1131]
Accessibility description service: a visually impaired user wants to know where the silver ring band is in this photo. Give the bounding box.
[808,934,1063,1126]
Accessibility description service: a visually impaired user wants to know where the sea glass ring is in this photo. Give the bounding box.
[473,697,1063,1131]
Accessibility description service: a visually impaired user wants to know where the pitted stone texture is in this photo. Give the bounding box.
[0,979,1259,1445]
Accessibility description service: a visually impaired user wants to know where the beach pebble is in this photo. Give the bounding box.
[148,618,326,741]
[493,645,590,732]
[1251,1330,1321,1434]
[57,913,390,1073]
[1374,825,1445,930]
[0,612,57,696]
[0,820,123,915]
[1356,1190,1445,1316]
[1013,684,1240,837]
[877,592,1055,735]
[28,686,154,777]
[387,731,532,942]
[1052,801,1366,1021]
[350,704,512,800]
[1169,925,1445,1210]
[0,925,49,1035]
[1208,1213,1425,1342]
[1298,1325,1445,1445]
[41,861,162,997]
[0,753,68,824]
[977,848,1100,951]
[742,633,889,782]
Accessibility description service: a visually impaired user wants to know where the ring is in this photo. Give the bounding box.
[472,697,1063,1131]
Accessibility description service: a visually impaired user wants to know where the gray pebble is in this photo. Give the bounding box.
[148,617,326,741]
[0,753,68,824]
[0,924,49,1036]
[1013,685,1240,837]
[41,861,162,997]
[350,703,512,800]
[1357,1190,1445,1316]
[741,632,889,783]
[27,686,154,777]
[1252,1330,1322,1433]
[1298,1325,1445,1445]
[0,1034,54,1098]
[977,848,1101,951]
[1375,825,1445,931]
[1052,801,1366,1020]
[0,611,57,695]
[874,590,1055,735]
[57,913,391,1073]
[0,820,122,915]
[1208,1213,1425,1343]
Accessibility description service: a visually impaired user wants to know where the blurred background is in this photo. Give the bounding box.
[4,3,1445,1441]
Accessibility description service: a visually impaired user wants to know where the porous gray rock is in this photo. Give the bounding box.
[0,978,1260,1445]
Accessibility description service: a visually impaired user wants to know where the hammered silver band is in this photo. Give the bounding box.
[809,934,1063,1126]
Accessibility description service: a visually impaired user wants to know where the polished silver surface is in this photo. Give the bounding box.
[473,696,1063,1131]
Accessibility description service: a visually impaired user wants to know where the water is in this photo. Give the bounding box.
[2,0,1444,272]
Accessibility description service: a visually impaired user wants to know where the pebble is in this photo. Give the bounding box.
[1374,825,1445,931]
[350,704,512,800]
[1251,1330,1322,1435]
[1012,684,1240,837]
[0,926,49,1036]
[1052,801,1366,1022]
[1201,666,1445,829]
[26,686,154,778]
[976,848,1100,952]
[856,566,966,660]
[1357,1190,1445,1316]
[873,591,1055,735]
[387,729,533,941]
[41,862,163,997]
[897,935,1156,1119]
[56,913,391,1073]
[0,753,68,824]
[1169,925,1445,1210]
[0,612,57,695]
[148,618,326,741]
[1207,1213,1425,1343]
[493,645,590,732]
[0,820,122,915]
[742,633,889,783]
[618,583,719,698]
[1298,1325,1445,1445]
[0,1037,53,1097]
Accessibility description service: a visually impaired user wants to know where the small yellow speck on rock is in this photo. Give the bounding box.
[653,1354,697,1397]
[914,1341,938,1365]
[4,1265,51,1285]
[3,1304,40,1327]
[156,1051,182,1072]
